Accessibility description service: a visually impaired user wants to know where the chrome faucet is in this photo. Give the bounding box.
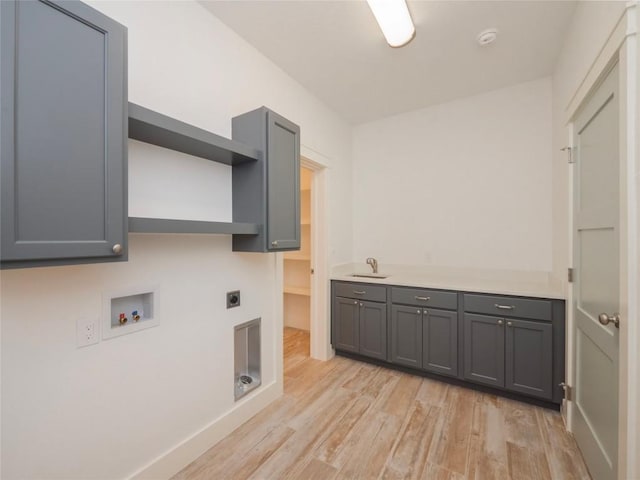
[366,257,378,274]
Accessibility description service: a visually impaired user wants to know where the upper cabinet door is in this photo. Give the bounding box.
[266,110,300,251]
[1,0,127,267]
[232,107,300,252]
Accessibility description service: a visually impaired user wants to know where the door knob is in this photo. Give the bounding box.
[271,240,278,247]
[598,313,620,328]
[112,244,123,255]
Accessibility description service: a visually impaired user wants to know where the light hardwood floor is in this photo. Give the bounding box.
[174,328,590,480]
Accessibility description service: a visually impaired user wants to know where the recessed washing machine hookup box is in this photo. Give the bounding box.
[234,318,261,400]
[103,287,158,340]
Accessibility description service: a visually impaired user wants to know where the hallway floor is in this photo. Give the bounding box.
[174,328,590,479]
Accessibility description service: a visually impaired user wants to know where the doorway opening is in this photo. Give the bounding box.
[283,166,313,364]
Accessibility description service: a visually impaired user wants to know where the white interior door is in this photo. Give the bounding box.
[572,62,620,480]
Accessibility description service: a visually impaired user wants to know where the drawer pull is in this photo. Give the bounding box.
[415,296,431,301]
[495,303,515,310]
[353,290,366,295]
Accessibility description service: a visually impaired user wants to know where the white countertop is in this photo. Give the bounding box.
[331,264,566,300]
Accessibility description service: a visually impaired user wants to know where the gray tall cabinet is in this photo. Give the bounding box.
[232,108,301,252]
[331,282,387,360]
[390,287,458,376]
[0,0,128,268]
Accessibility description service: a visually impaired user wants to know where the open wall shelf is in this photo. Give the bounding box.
[284,286,311,296]
[126,104,263,238]
[128,103,261,166]
[128,217,259,235]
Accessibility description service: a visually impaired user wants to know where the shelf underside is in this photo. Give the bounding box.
[128,103,261,166]
[128,217,260,235]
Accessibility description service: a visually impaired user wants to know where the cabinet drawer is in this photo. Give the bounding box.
[463,294,552,322]
[334,282,387,302]
[391,287,457,310]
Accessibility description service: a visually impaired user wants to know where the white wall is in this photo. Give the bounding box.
[0,1,353,478]
[352,77,553,272]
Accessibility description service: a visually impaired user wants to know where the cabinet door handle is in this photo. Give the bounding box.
[417,309,421,314]
[507,321,513,327]
[494,304,515,310]
[415,296,430,301]
[353,301,358,305]
[112,244,123,255]
[497,319,504,325]
[271,240,279,247]
[353,290,366,295]
[360,303,364,307]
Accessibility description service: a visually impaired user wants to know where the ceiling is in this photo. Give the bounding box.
[201,1,576,124]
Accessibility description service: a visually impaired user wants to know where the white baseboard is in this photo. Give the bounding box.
[127,381,282,480]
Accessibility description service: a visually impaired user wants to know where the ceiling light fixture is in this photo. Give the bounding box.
[366,0,416,48]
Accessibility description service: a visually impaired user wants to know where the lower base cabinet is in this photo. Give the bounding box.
[333,295,386,360]
[423,308,458,377]
[464,313,553,400]
[390,305,458,376]
[331,281,564,405]
[390,305,422,368]
[505,318,553,399]
[333,297,360,353]
[463,313,505,388]
[359,301,387,360]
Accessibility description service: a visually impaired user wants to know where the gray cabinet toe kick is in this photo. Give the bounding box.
[331,280,566,407]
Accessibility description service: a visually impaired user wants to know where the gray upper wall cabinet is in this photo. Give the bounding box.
[1,0,127,269]
[232,108,301,252]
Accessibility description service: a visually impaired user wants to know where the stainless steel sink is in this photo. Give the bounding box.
[350,273,389,279]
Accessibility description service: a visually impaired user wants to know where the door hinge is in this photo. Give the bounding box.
[561,146,575,164]
[568,267,574,283]
[559,382,573,401]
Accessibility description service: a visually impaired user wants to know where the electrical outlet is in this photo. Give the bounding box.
[227,290,241,309]
[77,318,99,347]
